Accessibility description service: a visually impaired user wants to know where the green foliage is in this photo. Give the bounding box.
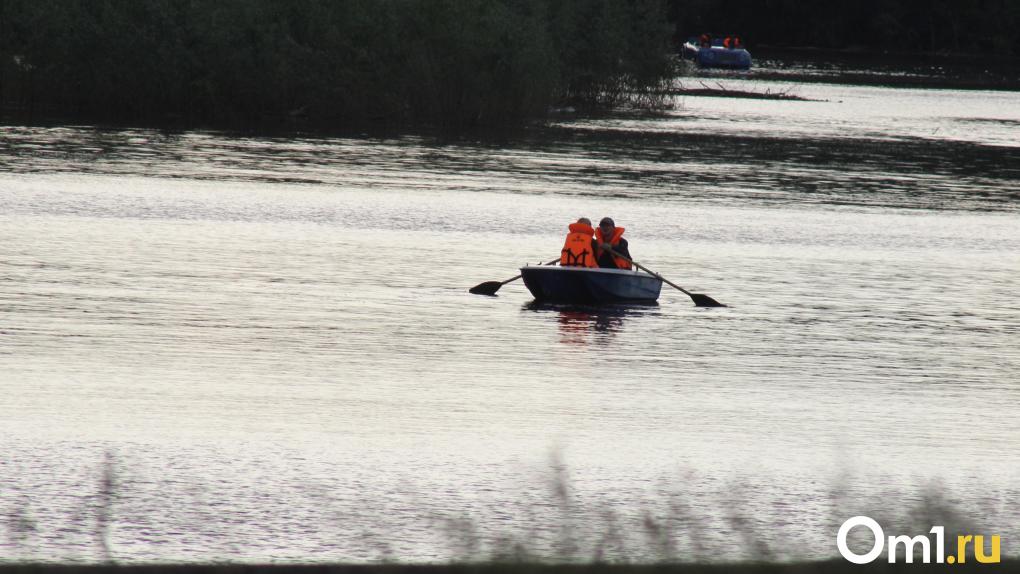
[551,0,673,107]
[0,0,673,128]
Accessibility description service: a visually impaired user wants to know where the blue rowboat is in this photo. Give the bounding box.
[520,266,662,304]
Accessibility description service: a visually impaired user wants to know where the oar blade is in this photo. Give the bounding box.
[469,281,503,296]
[691,293,726,307]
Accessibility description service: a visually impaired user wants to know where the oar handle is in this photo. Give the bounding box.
[600,245,694,297]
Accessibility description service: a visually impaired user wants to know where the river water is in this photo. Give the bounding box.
[1,75,1019,563]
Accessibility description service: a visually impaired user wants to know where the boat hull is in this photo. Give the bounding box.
[520,266,662,304]
[682,41,752,70]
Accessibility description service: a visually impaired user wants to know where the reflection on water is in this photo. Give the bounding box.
[2,78,1020,216]
[749,48,1020,89]
[522,302,658,347]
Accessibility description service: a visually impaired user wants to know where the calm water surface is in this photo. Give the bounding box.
[1,79,1019,562]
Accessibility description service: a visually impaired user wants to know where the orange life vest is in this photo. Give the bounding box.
[560,222,598,267]
[723,36,732,49]
[595,227,631,269]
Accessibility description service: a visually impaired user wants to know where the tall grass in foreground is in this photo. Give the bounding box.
[429,464,994,564]
[1,451,1010,565]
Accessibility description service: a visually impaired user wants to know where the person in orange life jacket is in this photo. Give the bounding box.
[560,217,598,267]
[594,217,632,269]
[723,36,732,49]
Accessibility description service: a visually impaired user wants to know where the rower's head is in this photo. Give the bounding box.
[577,217,592,226]
[598,217,616,235]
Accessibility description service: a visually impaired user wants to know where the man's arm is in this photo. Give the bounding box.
[616,238,632,260]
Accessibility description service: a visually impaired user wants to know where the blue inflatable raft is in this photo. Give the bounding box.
[682,37,752,70]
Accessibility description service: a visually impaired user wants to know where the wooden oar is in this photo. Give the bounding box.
[601,245,725,307]
[469,258,560,296]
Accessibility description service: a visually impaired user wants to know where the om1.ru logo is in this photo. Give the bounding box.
[838,516,1000,565]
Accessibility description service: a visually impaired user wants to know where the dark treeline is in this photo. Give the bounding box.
[669,0,1020,55]
[0,0,672,128]
[3,1,1016,129]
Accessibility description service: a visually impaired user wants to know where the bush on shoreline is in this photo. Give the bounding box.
[0,0,674,129]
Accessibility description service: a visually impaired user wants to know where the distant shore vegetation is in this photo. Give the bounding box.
[0,0,674,129]
[2,1,1017,130]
